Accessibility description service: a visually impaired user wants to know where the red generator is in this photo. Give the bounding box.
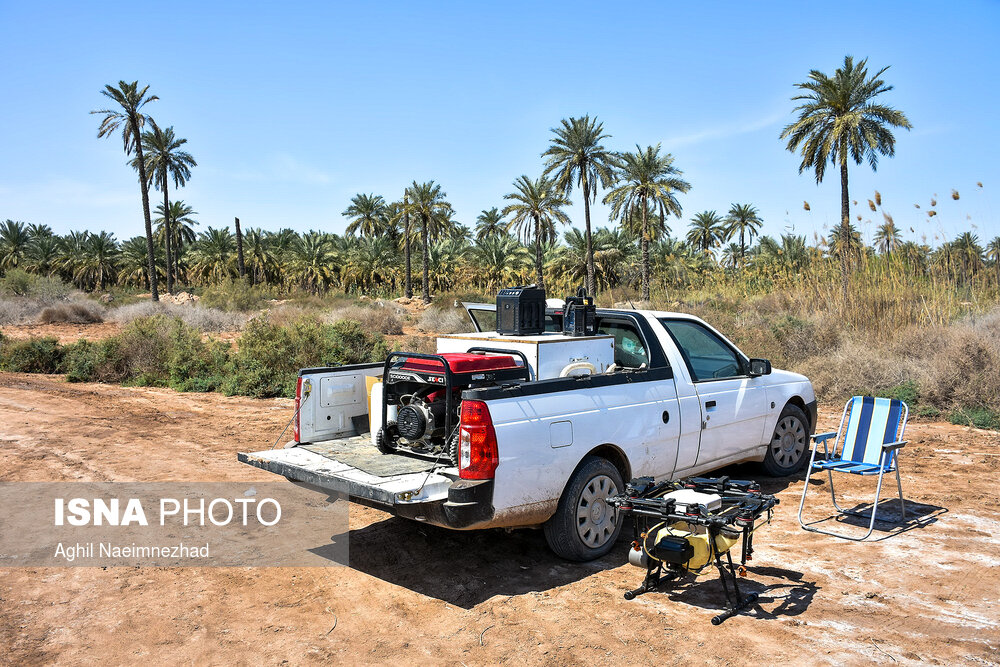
[378,350,530,463]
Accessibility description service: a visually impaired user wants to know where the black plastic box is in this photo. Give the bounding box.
[563,290,596,336]
[496,285,546,335]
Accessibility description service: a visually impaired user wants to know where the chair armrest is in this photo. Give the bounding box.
[812,431,837,443]
[882,440,908,451]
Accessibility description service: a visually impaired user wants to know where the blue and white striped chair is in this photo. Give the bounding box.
[797,396,909,540]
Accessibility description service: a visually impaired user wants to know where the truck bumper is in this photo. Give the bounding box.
[237,447,495,530]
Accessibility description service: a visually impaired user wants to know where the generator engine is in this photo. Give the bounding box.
[376,351,530,464]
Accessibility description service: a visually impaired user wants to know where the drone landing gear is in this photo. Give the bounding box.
[623,562,678,600]
[711,549,758,625]
[623,545,758,624]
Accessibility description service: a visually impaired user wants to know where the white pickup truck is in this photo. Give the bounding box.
[239,305,816,561]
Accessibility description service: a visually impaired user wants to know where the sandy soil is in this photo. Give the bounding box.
[1,322,124,344]
[0,372,997,665]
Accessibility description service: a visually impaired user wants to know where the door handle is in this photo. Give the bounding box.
[705,400,717,409]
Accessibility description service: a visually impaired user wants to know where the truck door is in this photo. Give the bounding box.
[596,316,680,479]
[659,319,767,468]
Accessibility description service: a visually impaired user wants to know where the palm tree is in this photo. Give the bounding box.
[986,237,1000,286]
[117,236,163,288]
[137,126,196,294]
[720,242,742,271]
[404,181,451,303]
[27,223,53,240]
[780,56,912,299]
[426,238,469,293]
[154,200,198,285]
[724,204,763,264]
[287,232,337,294]
[76,231,119,290]
[343,193,388,237]
[470,235,530,292]
[826,222,863,262]
[475,208,506,241]
[542,115,618,295]
[25,236,61,276]
[686,211,725,257]
[603,145,691,300]
[953,232,983,284]
[91,80,160,300]
[241,228,278,285]
[0,220,31,270]
[340,235,399,293]
[502,175,571,288]
[396,195,414,298]
[188,227,236,284]
[873,221,902,254]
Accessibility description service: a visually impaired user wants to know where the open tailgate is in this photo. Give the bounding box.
[238,435,454,507]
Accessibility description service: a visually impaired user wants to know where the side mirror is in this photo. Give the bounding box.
[748,358,772,377]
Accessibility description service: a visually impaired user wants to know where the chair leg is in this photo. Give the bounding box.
[895,466,906,518]
[800,469,887,541]
[797,446,821,530]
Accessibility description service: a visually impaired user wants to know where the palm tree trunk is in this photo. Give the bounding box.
[641,199,650,301]
[133,122,158,302]
[582,174,595,296]
[403,199,412,299]
[421,215,430,304]
[534,214,544,288]
[235,217,246,280]
[163,180,173,295]
[839,159,850,304]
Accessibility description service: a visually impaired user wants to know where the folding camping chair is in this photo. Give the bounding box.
[798,396,909,540]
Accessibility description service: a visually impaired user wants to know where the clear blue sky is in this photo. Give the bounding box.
[1,1,998,247]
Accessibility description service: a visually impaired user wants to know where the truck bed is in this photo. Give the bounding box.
[237,435,452,507]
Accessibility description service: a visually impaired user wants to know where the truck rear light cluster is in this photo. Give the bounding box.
[458,400,499,480]
[293,376,302,443]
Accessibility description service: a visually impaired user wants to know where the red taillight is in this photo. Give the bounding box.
[293,376,302,443]
[458,400,498,480]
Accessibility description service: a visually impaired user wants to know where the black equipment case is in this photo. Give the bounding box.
[496,285,546,335]
[562,288,597,336]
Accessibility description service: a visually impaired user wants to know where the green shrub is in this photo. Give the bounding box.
[324,319,389,366]
[168,324,229,392]
[949,407,1000,431]
[200,279,272,312]
[917,405,941,418]
[0,269,71,299]
[62,338,127,383]
[0,336,62,373]
[224,316,389,398]
[885,380,920,406]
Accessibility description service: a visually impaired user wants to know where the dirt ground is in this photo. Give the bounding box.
[0,372,997,666]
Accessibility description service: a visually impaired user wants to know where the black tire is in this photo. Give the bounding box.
[376,421,398,454]
[543,455,624,561]
[762,404,810,476]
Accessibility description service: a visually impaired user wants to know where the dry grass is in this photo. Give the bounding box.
[326,304,405,335]
[109,302,247,332]
[38,302,105,324]
[416,307,469,334]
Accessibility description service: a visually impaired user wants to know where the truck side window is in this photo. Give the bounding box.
[597,320,649,368]
[659,319,744,381]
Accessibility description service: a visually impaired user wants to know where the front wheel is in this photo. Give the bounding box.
[762,404,810,476]
[543,456,624,561]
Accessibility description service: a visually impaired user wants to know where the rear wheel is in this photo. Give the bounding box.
[762,404,809,476]
[543,456,624,561]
